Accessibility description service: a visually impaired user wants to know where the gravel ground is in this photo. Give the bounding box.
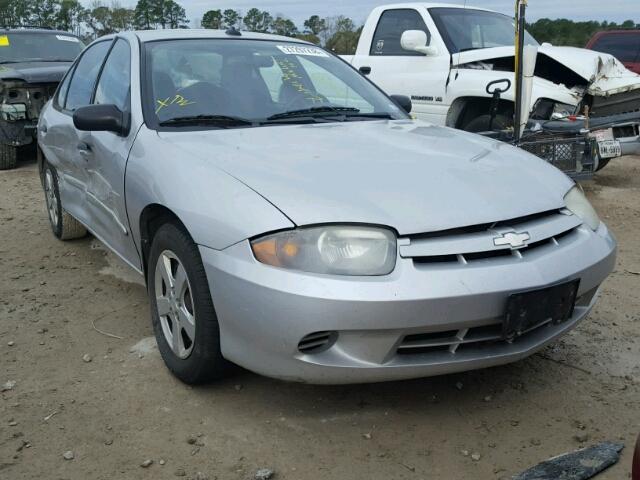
[1,153,639,480]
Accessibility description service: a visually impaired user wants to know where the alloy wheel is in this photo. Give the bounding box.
[44,169,59,228]
[154,250,196,359]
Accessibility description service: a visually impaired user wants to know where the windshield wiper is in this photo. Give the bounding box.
[159,115,255,128]
[343,112,396,120]
[267,106,360,121]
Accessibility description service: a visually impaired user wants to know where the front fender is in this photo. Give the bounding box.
[125,126,295,252]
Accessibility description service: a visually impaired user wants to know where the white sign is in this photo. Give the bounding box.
[277,45,329,57]
[56,35,80,42]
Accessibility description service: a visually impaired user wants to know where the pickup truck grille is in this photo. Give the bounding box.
[401,209,583,266]
[590,90,640,117]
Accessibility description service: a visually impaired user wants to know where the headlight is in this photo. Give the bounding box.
[564,185,600,230]
[251,226,397,276]
[1,103,27,121]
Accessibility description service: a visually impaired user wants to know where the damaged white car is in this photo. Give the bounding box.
[343,3,640,165]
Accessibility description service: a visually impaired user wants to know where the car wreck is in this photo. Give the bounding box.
[343,3,640,170]
[0,28,84,170]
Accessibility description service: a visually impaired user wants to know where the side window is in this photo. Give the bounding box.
[65,41,111,112]
[55,67,73,109]
[95,39,131,111]
[370,9,431,56]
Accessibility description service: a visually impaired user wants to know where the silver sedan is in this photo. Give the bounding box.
[37,29,616,384]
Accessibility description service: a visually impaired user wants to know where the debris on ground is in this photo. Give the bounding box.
[62,451,74,460]
[1,380,16,392]
[255,468,275,480]
[82,354,92,363]
[141,459,153,468]
[512,442,624,480]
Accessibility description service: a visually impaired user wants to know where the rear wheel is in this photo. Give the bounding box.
[0,144,17,170]
[148,222,229,384]
[43,163,87,240]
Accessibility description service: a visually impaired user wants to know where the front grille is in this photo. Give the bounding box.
[590,90,640,117]
[403,209,583,266]
[298,331,337,354]
[519,136,595,174]
[397,287,598,357]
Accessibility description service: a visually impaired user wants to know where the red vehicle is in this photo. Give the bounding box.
[586,30,640,74]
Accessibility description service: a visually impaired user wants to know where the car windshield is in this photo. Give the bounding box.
[430,7,539,54]
[143,39,406,127]
[0,32,84,63]
[591,33,640,63]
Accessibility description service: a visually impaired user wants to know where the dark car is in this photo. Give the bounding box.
[0,28,84,169]
[586,30,640,74]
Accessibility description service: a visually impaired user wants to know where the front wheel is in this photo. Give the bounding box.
[0,144,17,170]
[148,222,229,384]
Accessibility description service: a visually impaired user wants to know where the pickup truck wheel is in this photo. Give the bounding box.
[43,163,87,240]
[0,144,17,170]
[463,114,511,133]
[595,157,610,172]
[148,222,229,384]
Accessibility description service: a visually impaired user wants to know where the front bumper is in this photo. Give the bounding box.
[200,223,616,384]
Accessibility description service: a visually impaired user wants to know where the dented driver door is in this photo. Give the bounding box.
[83,38,141,270]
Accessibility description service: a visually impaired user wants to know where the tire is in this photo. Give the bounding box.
[0,144,17,170]
[147,222,229,384]
[595,157,611,172]
[43,163,87,240]
[463,114,512,133]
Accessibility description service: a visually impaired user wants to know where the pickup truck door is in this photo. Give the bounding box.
[82,38,141,270]
[349,7,451,124]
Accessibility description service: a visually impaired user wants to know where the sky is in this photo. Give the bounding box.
[105,0,640,26]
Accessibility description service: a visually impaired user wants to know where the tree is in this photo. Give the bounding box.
[325,17,361,54]
[295,33,320,45]
[243,8,272,33]
[271,16,298,37]
[164,0,188,28]
[133,0,154,29]
[201,9,223,29]
[56,0,87,34]
[222,9,241,29]
[303,15,326,36]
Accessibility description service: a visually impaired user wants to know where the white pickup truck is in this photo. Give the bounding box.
[342,3,640,158]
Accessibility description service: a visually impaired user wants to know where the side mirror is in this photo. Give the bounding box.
[401,30,437,56]
[390,95,412,114]
[73,104,129,136]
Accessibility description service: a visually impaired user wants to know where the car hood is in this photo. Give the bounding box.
[0,62,72,83]
[455,44,640,96]
[158,120,573,236]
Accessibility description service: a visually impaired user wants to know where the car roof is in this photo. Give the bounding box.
[100,29,312,45]
[370,2,498,14]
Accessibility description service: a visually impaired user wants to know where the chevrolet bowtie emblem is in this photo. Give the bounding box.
[493,231,530,249]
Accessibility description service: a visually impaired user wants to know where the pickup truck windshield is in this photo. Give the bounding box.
[430,8,539,54]
[0,32,84,63]
[144,39,406,128]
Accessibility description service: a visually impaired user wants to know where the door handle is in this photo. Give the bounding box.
[359,66,372,75]
[77,142,92,158]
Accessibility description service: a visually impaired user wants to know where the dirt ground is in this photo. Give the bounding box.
[1,152,639,480]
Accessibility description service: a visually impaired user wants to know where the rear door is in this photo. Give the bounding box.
[350,8,451,123]
[83,38,140,268]
[42,40,112,222]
